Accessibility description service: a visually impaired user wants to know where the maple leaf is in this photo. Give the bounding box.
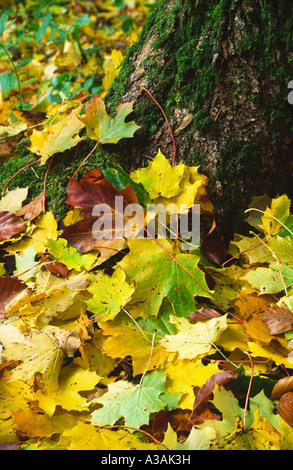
[259,194,293,236]
[77,95,140,144]
[163,360,221,410]
[0,187,28,213]
[211,410,282,450]
[0,320,65,392]
[243,263,293,294]
[118,238,211,318]
[14,244,40,282]
[162,423,215,451]
[90,370,181,429]
[36,365,101,417]
[100,315,169,376]
[28,107,85,165]
[130,149,186,200]
[233,293,273,344]
[63,169,142,248]
[62,422,159,451]
[47,237,96,271]
[159,314,228,360]
[86,267,135,321]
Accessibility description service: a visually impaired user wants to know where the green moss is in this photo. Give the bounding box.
[0,138,110,222]
[215,140,259,181]
[193,110,215,133]
[105,0,232,138]
[235,0,293,133]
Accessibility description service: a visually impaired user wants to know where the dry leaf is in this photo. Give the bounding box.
[262,303,293,335]
[277,392,293,426]
[0,210,26,240]
[188,308,222,322]
[15,192,45,221]
[271,376,293,399]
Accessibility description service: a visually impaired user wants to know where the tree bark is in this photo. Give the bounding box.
[105,0,293,239]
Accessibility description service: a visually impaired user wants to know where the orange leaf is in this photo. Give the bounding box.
[277,392,293,426]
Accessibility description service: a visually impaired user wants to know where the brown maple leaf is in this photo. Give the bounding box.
[63,170,143,252]
[0,210,27,241]
[193,370,238,412]
[262,303,293,335]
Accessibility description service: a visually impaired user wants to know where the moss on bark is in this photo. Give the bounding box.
[0,0,292,237]
[105,0,293,238]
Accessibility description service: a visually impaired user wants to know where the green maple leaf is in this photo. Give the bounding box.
[14,245,40,282]
[90,370,181,429]
[47,238,96,271]
[78,95,140,144]
[118,238,211,318]
[243,263,293,294]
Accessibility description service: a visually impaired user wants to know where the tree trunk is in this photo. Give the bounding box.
[105,0,293,239]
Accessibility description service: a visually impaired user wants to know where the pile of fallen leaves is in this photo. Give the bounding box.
[1,0,293,452]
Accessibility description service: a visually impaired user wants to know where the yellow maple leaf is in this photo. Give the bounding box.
[36,366,101,417]
[259,194,292,235]
[164,359,220,409]
[211,409,282,450]
[160,314,228,360]
[29,108,85,165]
[130,150,186,200]
[62,421,159,450]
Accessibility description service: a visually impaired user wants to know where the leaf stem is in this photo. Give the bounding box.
[72,140,99,178]
[143,227,211,294]
[140,85,176,166]
[245,207,293,238]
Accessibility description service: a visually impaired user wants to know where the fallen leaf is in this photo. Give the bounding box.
[0,187,28,213]
[159,314,228,360]
[211,410,281,450]
[15,192,45,221]
[77,95,140,144]
[45,261,69,278]
[262,303,293,335]
[0,277,27,317]
[29,107,85,165]
[90,370,180,429]
[201,229,228,266]
[277,392,293,426]
[0,210,27,240]
[86,267,135,321]
[271,376,293,399]
[188,308,222,322]
[130,149,185,200]
[118,238,211,318]
[193,370,238,412]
